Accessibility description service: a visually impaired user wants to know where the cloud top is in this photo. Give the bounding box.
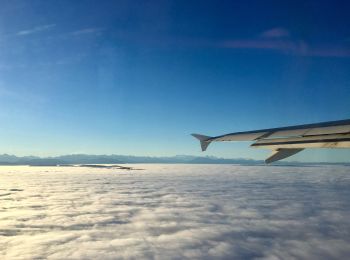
[1,164,350,259]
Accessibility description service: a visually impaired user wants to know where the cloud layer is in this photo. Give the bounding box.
[1,165,350,259]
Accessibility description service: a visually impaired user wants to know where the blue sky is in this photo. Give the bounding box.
[0,0,349,161]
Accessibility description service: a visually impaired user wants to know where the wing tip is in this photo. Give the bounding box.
[191,133,212,151]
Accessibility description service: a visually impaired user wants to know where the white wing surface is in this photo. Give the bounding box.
[192,119,350,163]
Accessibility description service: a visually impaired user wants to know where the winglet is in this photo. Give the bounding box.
[265,148,304,164]
[191,134,212,151]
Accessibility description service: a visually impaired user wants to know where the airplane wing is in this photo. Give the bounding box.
[192,119,350,163]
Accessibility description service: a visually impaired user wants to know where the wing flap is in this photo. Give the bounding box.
[265,149,304,164]
[303,125,350,136]
[268,124,350,138]
[251,133,350,149]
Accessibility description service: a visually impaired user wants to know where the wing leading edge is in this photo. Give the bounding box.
[192,119,350,163]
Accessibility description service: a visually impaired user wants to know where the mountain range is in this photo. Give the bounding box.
[0,154,348,166]
[0,154,263,166]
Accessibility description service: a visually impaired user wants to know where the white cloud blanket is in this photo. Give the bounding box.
[1,164,350,259]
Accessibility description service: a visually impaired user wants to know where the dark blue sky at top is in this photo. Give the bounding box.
[0,0,349,161]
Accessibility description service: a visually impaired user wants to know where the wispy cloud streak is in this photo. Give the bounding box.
[114,27,350,58]
[16,24,56,36]
[69,28,104,36]
[260,27,291,38]
[220,39,350,57]
[219,28,350,58]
